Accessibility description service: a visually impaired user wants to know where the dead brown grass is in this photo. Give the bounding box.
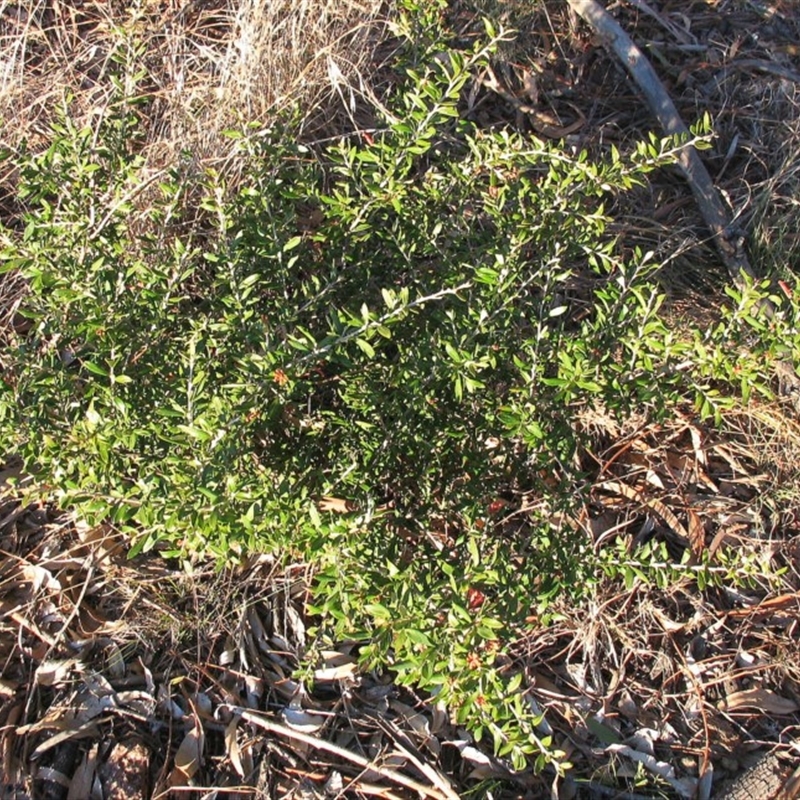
[0,0,389,187]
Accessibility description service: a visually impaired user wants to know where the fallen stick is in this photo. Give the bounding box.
[223,705,461,800]
[568,0,800,401]
[566,0,757,286]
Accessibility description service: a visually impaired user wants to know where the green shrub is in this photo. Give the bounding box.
[2,4,798,772]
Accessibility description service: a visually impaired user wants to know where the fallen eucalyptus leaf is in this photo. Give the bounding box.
[282,707,326,733]
[171,717,205,784]
[67,743,102,800]
[720,687,800,714]
[224,716,244,778]
[35,659,79,687]
[313,662,358,682]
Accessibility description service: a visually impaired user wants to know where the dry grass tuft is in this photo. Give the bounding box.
[0,0,388,185]
[0,0,391,343]
[720,403,800,535]
[748,101,800,277]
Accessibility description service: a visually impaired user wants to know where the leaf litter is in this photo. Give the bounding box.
[1,393,799,799]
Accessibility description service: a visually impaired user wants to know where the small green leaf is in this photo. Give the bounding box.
[355,338,375,358]
[364,603,392,621]
[283,235,303,251]
[381,288,396,309]
[83,361,109,377]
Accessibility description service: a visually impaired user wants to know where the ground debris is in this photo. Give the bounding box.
[713,750,799,800]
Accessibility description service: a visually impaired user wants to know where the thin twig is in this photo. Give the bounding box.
[223,705,459,800]
[728,59,800,85]
[624,0,695,45]
[363,710,460,800]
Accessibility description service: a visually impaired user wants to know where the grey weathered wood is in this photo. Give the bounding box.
[712,752,795,800]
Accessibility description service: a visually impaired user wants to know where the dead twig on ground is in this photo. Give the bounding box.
[223,705,461,800]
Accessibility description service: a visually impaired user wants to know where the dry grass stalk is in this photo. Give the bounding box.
[0,0,388,176]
